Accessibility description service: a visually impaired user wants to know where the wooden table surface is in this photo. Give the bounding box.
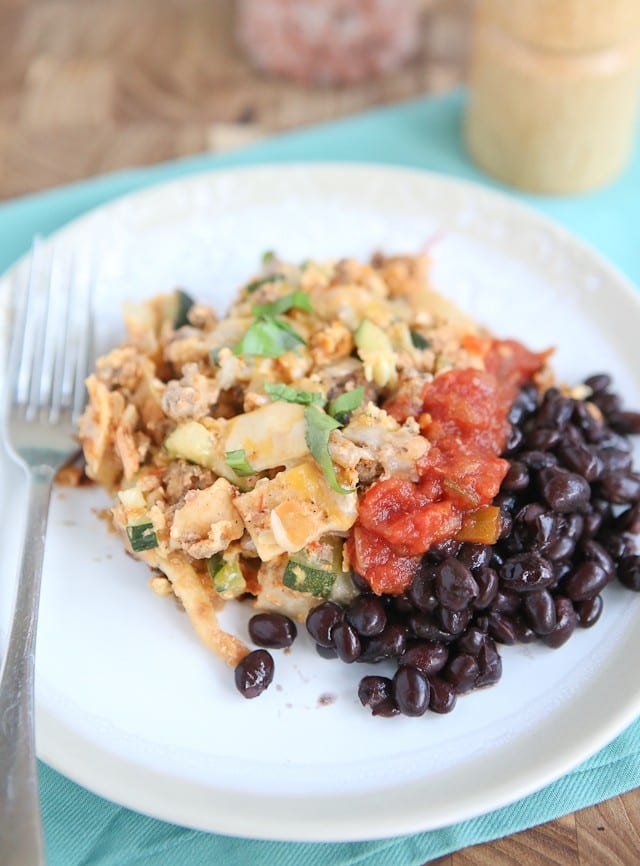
[1,1,639,863]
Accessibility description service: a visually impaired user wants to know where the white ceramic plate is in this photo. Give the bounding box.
[1,164,640,842]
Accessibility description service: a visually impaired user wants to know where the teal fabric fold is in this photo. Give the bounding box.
[3,90,640,865]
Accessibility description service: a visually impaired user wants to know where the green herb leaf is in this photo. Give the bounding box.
[410,329,430,350]
[233,317,305,357]
[126,523,159,552]
[264,382,325,406]
[328,386,364,422]
[304,407,352,495]
[225,449,256,477]
[246,273,285,294]
[261,250,276,265]
[253,291,313,318]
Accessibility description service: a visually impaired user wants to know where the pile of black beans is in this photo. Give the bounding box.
[234,374,640,714]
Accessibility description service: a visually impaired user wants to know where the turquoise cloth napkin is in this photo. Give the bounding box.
[2,91,640,865]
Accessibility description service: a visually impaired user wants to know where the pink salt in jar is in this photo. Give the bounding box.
[235,0,421,85]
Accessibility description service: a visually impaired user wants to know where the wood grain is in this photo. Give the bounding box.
[0,2,639,864]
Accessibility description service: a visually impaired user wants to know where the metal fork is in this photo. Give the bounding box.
[0,237,93,865]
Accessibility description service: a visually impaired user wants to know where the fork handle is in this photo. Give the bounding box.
[0,465,55,866]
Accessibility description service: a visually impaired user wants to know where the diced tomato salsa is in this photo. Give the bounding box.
[348,339,548,595]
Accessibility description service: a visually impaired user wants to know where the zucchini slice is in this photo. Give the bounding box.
[164,289,195,328]
[283,559,337,599]
[207,553,246,599]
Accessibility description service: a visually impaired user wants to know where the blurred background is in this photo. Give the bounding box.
[0,0,470,199]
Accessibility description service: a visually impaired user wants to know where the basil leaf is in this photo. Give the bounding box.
[328,386,364,421]
[410,329,430,350]
[246,273,285,294]
[264,382,325,406]
[233,317,304,357]
[225,449,256,477]
[304,407,352,495]
[253,291,313,318]
[126,523,159,552]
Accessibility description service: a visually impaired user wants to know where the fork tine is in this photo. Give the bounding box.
[71,248,94,423]
[49,248,75,424]
[12,236,43,412]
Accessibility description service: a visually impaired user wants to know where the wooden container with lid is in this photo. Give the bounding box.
[465,0,640,193]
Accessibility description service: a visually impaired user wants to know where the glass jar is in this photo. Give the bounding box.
[235,0,421,86]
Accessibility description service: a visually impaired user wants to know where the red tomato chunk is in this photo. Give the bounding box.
[348,339,547,595]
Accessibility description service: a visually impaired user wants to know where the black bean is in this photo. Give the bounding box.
[582,509,604,539]
[599,531,633,560]
[502,461,530,491]
[527,427,562,451]
[316,644,338,659]
[581,539,615,579]
[613,504,640,535]
[530,511,558,554]
[500,552,555,592]
[519,450,558,470]
[495,491,520,513]
[593,428,633,453]
[443,653,479,694]
[599,471,640,504]
[539,467,591,513]
[438,606,472,635]
[619,555,640,591]
[332,621,361,663]
[407,612,454,643]
[389,594,415,618]
[499,511,514,539]
[584,373,611,393]
[430,538,462,560]
[538,392,574,428]
[515,382,539,414]
[553,559,572,582]
[593,392,622,416]
[476,638,503,687]
[400,641,448,675]
[346,595,387,637]
[576,595,604,628]
[234,650,274,698]
[473,566,499,609]
[428,676,457,713]
[597,448,632,473]
[435,558,479,611]
[408,566,438,613]
[544,534,578,562]
[513,618,538,643]
[542,596,577,648]
[306,601,344,647]
[248,613,297,649]
[456,627,486,656]
[358,675,393,711]
[609,410,640,435]
[523,589,556,635]
[565,513,585,541]
[517,502,547,526]
[372,697,401,717]
[564,562,609,602]
[492,589,521,614]
[392,666,430,716]
[487,611,518,645]
[572,403,604,440]
[358,623,407,662]
[558,442,602,482]
[504,424,525,454]
[457,544,492,572]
